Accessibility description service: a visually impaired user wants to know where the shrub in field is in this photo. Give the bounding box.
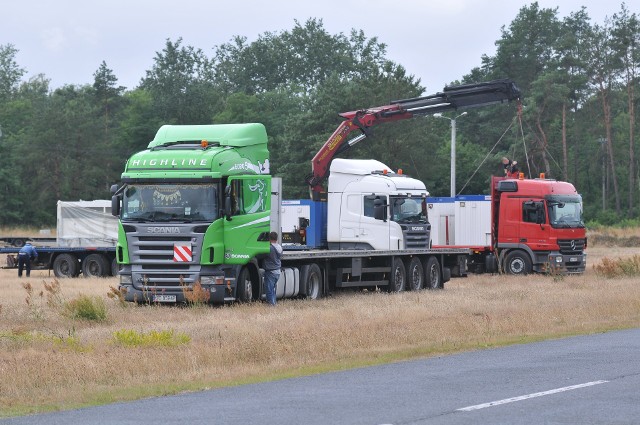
[43,279,63,309]
[51,328,92,352]
[21,280,66,320]
[587,225,640,247]
[112,329,191,347]
[64,295,108,321]
[107,285,128,307]
[588,232,640,247]
[1,328,90,352]
[593,255,640,278]
[0,329,40,346]
[52,335,88,352]
[181,280,210,305]
[22,282,45,320]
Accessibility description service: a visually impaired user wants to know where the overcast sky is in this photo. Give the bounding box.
[2,1,621,94]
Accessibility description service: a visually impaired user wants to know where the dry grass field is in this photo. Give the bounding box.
[0,240,639,417]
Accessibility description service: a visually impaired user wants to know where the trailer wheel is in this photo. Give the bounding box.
[82,254,109,277]
[406,257,424,291]
[53,254,79,278]
[504,250,532,275]
[302,263,323,300]
[236,267,254,303]
[388,258,406,292]
[425,256,442,289]
[13,238,26,248]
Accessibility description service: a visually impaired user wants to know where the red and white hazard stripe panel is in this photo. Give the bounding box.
[173,244,192,262]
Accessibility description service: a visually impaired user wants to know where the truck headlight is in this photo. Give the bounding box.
[201,276,215,286]
[120,275,132,285]
[201,276,225,285]
[555,256,563,263]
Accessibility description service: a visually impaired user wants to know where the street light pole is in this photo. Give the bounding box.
[598,137,606,211]
[435,112,467,197]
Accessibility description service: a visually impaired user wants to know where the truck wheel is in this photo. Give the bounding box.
[425,256,442,289]
[406,257,424,291]
[302,263,323,300]
[13,238,26,248]
[110,258,120,276]
[504,250,532,275]
[53,254,79,278]
[82,254,109,277]
[388,258,406,292]
[236,267,254,303]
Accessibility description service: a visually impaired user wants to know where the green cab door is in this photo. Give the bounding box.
[223,176,271,264]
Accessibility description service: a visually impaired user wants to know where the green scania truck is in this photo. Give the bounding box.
[111,123,274,303]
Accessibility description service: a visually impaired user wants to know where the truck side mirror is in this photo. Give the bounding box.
[374,198,387,222]
[111,195,121,217]
[110,184,119,195]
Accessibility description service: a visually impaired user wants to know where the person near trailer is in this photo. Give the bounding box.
[17,241,38,278]
[262,232,282,306]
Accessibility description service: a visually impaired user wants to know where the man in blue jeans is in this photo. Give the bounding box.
[262,232,282,305]
[17,241,38,278]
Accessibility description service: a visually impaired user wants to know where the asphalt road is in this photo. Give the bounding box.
[3,328,639,425]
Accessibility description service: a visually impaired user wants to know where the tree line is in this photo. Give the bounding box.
[0,2,638,226]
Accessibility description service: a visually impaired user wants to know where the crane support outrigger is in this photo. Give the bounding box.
[307,79,521,199]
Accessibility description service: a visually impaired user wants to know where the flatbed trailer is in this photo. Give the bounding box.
[0,246,117,278]
[271,247,471,300]
[0,236,56,248]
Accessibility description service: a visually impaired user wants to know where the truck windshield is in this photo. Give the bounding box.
[390,196,427,224]
[547,196,584,229]
[121,183,219,222]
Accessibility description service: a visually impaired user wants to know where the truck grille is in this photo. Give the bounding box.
[124,224,204,288]
[401,224,431,249]
[558,238,585,254]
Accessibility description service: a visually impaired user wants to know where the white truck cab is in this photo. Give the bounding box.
[326,159,430,250]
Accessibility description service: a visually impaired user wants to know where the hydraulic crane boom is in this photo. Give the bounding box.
[307,78,521,198]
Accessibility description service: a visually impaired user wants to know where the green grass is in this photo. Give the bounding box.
[112,329,191,347]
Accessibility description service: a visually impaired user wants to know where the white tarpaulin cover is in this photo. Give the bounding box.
[56,200,118,248]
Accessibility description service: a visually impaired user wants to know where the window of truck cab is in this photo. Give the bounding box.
[522,200,545,224]
[389,196,427,224]
[546,195,584,229]
[229,178,268,216]
[121,183,219,222]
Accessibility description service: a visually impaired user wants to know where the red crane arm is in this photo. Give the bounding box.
[307,79,521,198]
[308,105,413,193]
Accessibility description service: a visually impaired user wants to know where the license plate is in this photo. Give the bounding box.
[153,294,176,303]
[570,257,578,262]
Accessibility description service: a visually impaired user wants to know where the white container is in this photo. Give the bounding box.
[454,195,491,246]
